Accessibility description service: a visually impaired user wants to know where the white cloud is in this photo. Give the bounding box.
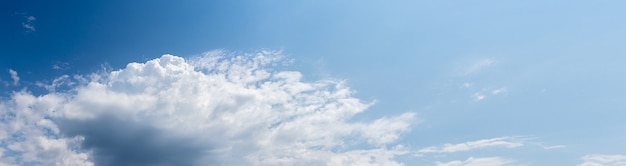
[22,16,36,31]
[472,93,486,101]
[36,75,75,92]
[464,58,496,75]
[0,50,417,165]
[8,69,19,85]
[579,154,626,166]
[436,157,515,166]
[491,88,507,95]
[470,87,507,102]
[416,136,526,155]
[541,145,565,150]
[0,91,92,166]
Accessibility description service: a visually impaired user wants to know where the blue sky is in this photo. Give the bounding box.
[2,0,626,165]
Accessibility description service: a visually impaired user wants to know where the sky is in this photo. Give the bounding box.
[1,0,626,165]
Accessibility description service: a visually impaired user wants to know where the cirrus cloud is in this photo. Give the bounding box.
[579,154,626,166]
[416,136,527,156]
[435,157,515,166]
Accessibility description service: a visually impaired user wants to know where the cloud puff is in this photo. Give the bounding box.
[416,136,526,155]
[578,154,626,166]
[472,93,486,101]
[435,157,515,166]
[8,69,19,86]
[0,50,417,165]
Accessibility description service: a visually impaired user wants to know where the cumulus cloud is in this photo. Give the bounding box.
[0,50,417,165]
[579,154,626,166]
[435,157,515,166]
[8,69,19,86]
[416,136,526,155]
[0,91,92,165]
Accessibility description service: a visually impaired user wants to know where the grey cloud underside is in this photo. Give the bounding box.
[58,115,212,166]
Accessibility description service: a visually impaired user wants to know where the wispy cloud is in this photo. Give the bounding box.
[579,154,626,166]
[491,88,507,95]
[541,145,566,150]
[469,87,507,102]
[436,157,515,166]
[22,15,36,31]
[416,136,527,155]
[464,58,496,75]
[8,69,19,85]
[52,62,70,70]
[35,75,75,92]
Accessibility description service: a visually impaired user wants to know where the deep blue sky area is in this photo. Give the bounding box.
[2,0,626,165]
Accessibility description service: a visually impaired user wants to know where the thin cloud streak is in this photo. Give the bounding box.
[416,136,527,155]
[578,154,626,166]
[464,58,496,75]
[436,157,515,166]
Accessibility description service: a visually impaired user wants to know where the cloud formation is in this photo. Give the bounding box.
[467,87,507,102]
[8,69,19,85]
[22,16,36,31]
[578,154,626,166]
[416,136,526,155]
[463,58,496,75]
[0,50,417,165]
[435,157,514,166]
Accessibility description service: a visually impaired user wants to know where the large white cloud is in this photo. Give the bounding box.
[0,50,417,165]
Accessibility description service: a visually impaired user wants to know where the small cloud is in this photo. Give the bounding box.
[491,88,507,95]
[472,93,486,101]
[470,87,507,102]
[22,15,36,31]
[436,157,515,166]
[8,69,19,85]
[52,62,70,70]
[542,145,565,150]
[36,75,73,92]
[464,58,496,75]
[579,154,626,166]
[416,136,528,155]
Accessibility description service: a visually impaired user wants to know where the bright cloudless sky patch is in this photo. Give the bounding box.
[2,0,626,165]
